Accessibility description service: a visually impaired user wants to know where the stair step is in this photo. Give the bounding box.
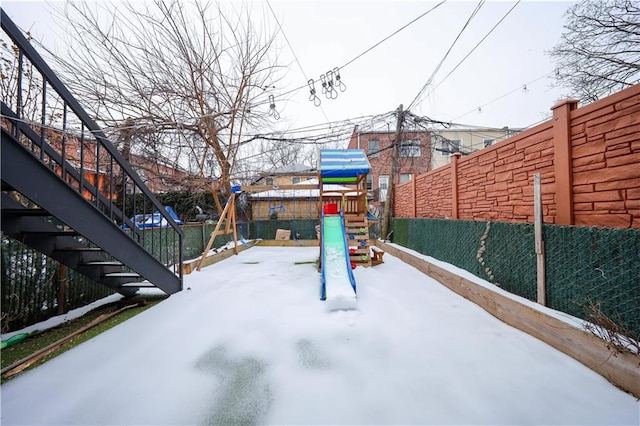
[26,230,79,237]
[2,208,49,217]
[119,283,156,288]
[55,247,103,252]
[104,272,141,278]
[83,261,124,266]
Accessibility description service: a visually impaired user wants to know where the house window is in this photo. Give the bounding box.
[400,140,420,157]
[265,177,273,186]
[451,139,461,154]
[441,139,461,156]
[400,174,412,184]
[379,175,389,201]
[292,177,300,184]
[366,174,373,190]
[368,140,380,158]
[483,139,494,148]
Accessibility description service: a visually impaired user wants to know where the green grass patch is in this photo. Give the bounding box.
[1,295,166,382]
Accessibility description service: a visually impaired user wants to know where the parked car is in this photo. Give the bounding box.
[123,206,183,229]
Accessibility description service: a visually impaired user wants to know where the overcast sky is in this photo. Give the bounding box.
[3,0,577,139]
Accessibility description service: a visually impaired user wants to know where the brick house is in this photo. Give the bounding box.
[43,129,194,196]
[347,127,432,209]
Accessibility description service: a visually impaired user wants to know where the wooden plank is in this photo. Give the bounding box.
[197,194,234,271]
[240,184,318,192]
[374,240,640,398]
[184,242,254,273]
[1,303,141,379]
[255,239,319,247]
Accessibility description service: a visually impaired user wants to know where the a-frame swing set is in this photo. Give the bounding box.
[195,182,318,271]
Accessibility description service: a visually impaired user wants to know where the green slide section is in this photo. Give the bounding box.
[321,213,357,306]
[323,216,345,251]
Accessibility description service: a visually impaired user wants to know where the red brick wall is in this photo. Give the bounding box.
[414,165,452,218]
[395,83,640,229]
[570,87,640,228]
[347,130,431,205]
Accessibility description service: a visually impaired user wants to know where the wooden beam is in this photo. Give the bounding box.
[197,194,235,271]
[373,240,640,398]
[533,173,546,305]
[240,184,318,192]
[256,239,319,247]
[184,242,254,274]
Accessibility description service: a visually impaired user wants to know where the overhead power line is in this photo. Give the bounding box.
[338,1,447,71]
[408,0,486,111]
[431,0,521,92]
[453,71,554,121]
[266,0,331,123]
[249,1,448,110]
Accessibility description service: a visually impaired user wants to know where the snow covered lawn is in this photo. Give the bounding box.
[1,246,638,425]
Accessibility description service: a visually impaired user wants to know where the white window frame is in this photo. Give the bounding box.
[441,139,461,156]
[379,175,389,201]
[368,140,380,158]
[399,174,412,184]
[400,140,420,157]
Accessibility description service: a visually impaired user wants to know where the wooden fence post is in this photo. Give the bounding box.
[57,264,66,315]
[534,173,546,305]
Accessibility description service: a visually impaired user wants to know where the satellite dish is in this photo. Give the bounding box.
[272,184,280,190]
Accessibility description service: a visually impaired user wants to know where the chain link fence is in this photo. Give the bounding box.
[392,218,640,337]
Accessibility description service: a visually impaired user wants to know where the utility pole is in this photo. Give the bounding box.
[382,104,403,240]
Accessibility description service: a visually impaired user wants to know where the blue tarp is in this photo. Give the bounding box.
[319,149,371,179]
[123,206,183,229]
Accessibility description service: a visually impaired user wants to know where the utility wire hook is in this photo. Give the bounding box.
[308,79,321,107]
[334,67,347,92]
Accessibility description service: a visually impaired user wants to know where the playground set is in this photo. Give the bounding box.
[191,149,381,307]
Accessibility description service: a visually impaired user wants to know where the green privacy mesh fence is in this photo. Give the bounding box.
[392,218,640,337]
[246,219,319,241]
[181,224,236,260]
[543,225,640,335]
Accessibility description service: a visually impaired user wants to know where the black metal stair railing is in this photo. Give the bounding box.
[1,9,182,293]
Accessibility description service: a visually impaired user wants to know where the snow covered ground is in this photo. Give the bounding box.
[1,246,638,425]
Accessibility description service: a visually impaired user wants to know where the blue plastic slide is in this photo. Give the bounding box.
[320,210,357,310]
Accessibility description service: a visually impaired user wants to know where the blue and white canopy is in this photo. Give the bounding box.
[319,149,371,183]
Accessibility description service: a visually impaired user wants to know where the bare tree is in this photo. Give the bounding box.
[51,0,284,195]
[260,138,307,170]
[549,0,640,102]
[1,33,66,127]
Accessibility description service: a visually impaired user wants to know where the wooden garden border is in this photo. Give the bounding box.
[373,240,640,398]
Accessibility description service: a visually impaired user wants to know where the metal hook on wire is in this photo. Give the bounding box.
[334,67,346,92]
[308,79,321,107]
[268,94,280,120]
